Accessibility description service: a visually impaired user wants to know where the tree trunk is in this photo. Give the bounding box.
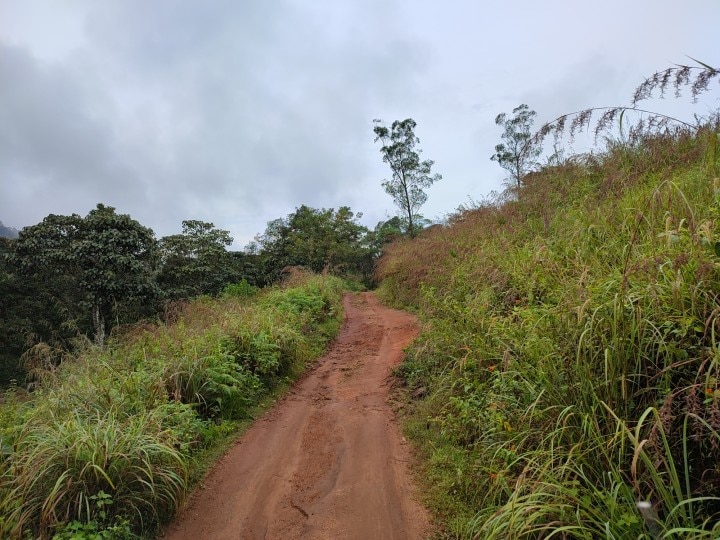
[403,180,415,238]
[92,303,105,347]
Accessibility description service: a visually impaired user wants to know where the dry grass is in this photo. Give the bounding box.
[382,127,720,537]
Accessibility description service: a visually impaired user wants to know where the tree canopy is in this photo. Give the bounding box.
[250,205,374,284]
[490,104,542,193]
[157,220,242,299]
[0,202,386,384]
[11,204,159,346]
[373,118,441,238]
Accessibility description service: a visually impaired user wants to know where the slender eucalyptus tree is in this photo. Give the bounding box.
[373,118,441,238]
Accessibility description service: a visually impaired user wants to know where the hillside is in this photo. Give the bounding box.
[378,127,720,537]
[0,221,18,239]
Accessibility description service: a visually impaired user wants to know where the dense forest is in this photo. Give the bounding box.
[0,204,404,386]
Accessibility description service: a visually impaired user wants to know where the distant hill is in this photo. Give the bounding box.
[0,221,18,239]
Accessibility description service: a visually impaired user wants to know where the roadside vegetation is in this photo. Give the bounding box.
[0,272,343,538]
[2,56,717,538]
[379,121,720,536]
[0,204,387,387]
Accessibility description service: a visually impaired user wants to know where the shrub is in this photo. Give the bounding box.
[0,273,345,537]
[382,128,720,537]
[4,409,186,536]
[222,279,258,298]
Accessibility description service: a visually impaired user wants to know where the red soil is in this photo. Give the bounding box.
[163,292,431,540]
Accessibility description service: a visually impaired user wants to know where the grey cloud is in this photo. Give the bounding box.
[1,0,717,246]
[0,43,145,226]
[80,1,430,238]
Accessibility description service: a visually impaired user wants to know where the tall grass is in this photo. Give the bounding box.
[0,272,343,538]
[379,126,720,537]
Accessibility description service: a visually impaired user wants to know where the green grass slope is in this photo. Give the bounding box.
[0,272,344,538]
[378,129,720,538]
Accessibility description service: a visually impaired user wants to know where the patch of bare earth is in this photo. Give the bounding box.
[163,292,431,540]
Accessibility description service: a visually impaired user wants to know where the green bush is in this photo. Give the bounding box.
[0,273,344,537]
[222,279,258,298]
[6,409,186,535]
[51,492,134,540]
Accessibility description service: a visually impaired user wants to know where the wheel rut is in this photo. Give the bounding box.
[163,292,430,540]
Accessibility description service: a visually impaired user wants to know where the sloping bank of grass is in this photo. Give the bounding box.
[0,272,344,538]
[378,129,720,537]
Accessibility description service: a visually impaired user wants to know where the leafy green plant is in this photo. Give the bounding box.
[222,279,258,298]
[52,492,134,540]
[0,273,344,537]
[3,409,187,536]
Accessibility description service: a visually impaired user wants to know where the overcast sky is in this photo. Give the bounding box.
[1,1,718,248]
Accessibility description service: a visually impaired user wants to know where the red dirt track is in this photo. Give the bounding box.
[164,292,430,540]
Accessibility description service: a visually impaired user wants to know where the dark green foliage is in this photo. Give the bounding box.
[0,203,359,386]
[10,204,159,347]
[372,216,404,246]
[157,220,244,300]
[0,239,31,381]
[250,205,375,284]
[0,210,262,384]
[373,118,442,238]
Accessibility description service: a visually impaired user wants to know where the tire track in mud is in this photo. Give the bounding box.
[164,292,430,540]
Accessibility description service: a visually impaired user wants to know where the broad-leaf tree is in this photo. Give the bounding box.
[490,104,542,192]
[0,237,52,382]
[11,204,159,346]
[251,205,373,284]
[366,217,404,256]
[1,230,93,383]
[373,118,442,238]
[158,220,240,299]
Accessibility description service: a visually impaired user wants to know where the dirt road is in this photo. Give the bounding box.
[164,292,430,540]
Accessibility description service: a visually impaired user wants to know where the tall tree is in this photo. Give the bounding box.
[490,104,542,192]
[373,118,442,238]
[251,205,373,284]
[157,220,239,299]
[11,204,159,346]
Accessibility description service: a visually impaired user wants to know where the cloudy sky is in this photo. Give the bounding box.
[1,1,718,247]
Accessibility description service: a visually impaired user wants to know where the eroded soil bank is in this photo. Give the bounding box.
[164,292,430,540]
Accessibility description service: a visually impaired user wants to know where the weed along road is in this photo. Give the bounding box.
[164,292,430,540]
